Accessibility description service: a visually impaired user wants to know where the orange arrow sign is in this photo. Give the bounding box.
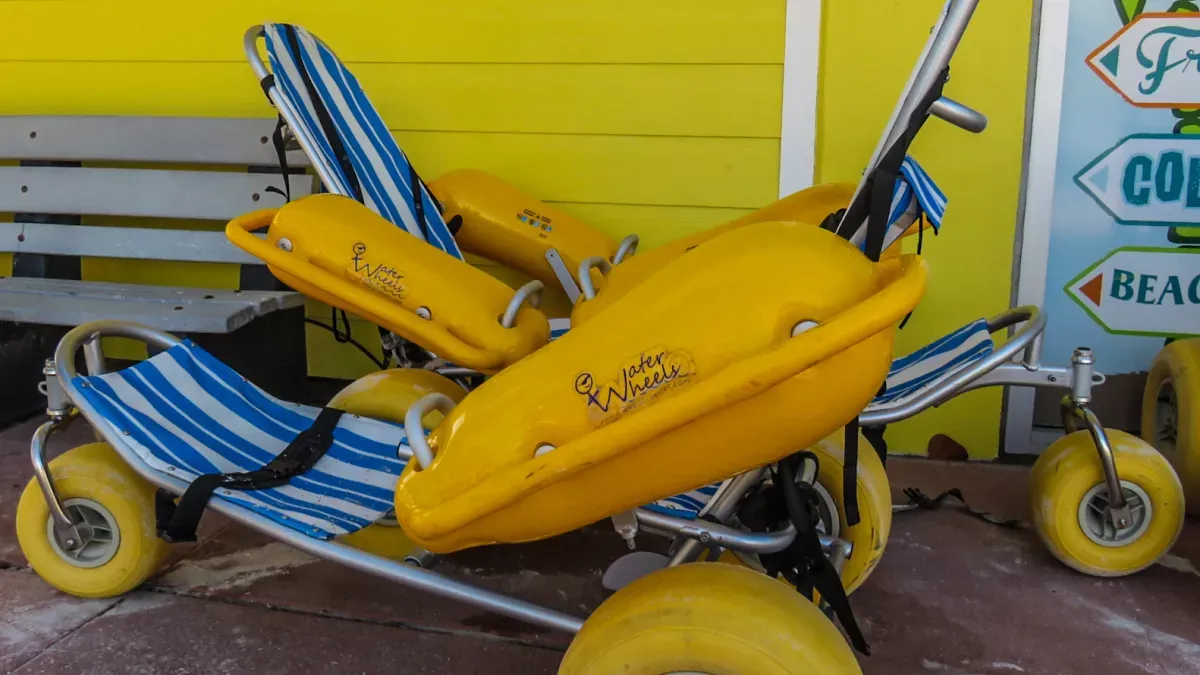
[1079,272,1104,307]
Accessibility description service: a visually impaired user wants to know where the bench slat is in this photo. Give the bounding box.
[0,116,312,167]
[0,166,314,220]
[0,278,303,334]
[0,222,264,264]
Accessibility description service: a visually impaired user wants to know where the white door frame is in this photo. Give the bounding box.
[778,0,823,197]
[1006,0,1072,455]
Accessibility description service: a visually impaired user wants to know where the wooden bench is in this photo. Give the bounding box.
[0,115,316,422]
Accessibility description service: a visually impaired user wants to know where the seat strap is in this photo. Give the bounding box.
[842,421,861,527]
[775,456,870,655]
[740,455,870,656]
[156,407,346,543]
[836,67,949,260]
[267,115,292,202]
[897,487,1022,529]
[281,24,363,203]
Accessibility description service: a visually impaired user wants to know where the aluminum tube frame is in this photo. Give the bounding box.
[50,321,585,635]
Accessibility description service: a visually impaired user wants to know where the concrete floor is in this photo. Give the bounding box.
[2,416,1198,674]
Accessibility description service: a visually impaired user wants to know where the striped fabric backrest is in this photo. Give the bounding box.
[898,156,947,229]
[262,23,463,260]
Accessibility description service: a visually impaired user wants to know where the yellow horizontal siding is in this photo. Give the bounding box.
[0,62,782,138]
[0,1,783,64]
[549,202,752,249]
[2,0,785,380]
[401,132,779,209]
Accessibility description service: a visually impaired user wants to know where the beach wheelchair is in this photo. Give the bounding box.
[15,1,1184,672]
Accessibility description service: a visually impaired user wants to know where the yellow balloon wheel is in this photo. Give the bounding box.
[1030,430,1184,577]
[722,431,891,595]
[329,368,465,560]
[328,368,467,425]
[559,563,862,675]
[1141,339,1200,514]
[17,443,170,598]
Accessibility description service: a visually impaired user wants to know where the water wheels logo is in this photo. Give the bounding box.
[350,242,405,300]
[574,347,696,424]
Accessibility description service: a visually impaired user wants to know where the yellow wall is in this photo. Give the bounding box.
[0,0,783,374]
[1,0,1033,457]
[819,1,1034,457]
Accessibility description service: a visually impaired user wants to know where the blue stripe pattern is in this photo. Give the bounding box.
[899,156,947,229]
[858,154,947,253]
[644,481,724,520]
[263,24,463,261]
[869,318,994,408]
[75,341,410,539]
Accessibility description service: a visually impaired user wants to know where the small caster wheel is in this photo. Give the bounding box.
[1030,430,1184,577]
[725,431,890,594]
[328,368,463,559]
[559,563,862,675]
[1141,338,1200,515]
[17,443,170,598]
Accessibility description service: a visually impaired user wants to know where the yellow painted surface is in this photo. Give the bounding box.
[2,0,1030,458]
[0,0,784,380]
[818,0,1032,458]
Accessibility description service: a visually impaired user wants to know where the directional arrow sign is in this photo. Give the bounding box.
[1087,13,1200,108]
[1074,134,1200,226]
[1066,247,1200,337]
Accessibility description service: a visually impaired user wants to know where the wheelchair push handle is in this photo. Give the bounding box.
[930,96,987,134]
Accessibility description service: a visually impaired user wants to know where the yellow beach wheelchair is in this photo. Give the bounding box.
[14,2,1184,673]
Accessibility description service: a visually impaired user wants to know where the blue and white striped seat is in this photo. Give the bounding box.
[866,318,993,411]
[891,156,947,233]
[262,23,463,260]
[645,318,994,520]
[75,341,412,540]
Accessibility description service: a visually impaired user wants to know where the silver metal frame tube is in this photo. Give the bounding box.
[1061,399,1130,526]
[635,508,797,555]
[577,256,613,301]
[930,96,988,133]
[841,0,983,243]
[667,469,765,565]
[241,26,408,237]
[52,321,584,635]
[500,280,543,329]
[860,306,1047,426]
[32,417,76,531]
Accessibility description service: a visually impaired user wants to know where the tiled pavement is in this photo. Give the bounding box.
[2,417,1198,674]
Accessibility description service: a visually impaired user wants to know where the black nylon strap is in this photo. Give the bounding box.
[267,116,292,203]
[843,421,860,527]
[899,487,1022,529]
[156,407,345,543]
[862,424,889,466]
[282,24,363,203]
[409,164,428,240]
[836,67,950,256]
[777,457,870,655]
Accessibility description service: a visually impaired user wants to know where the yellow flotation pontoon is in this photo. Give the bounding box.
[227,195,550,374]
[394,222,927,552]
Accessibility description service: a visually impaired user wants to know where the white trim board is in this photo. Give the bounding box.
[1005,0,1071,455]
[778,0,822,197]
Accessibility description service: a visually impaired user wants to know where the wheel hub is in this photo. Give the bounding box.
[1154,379,1178,457]
[46,498,121,568]
[1077,481,1153,548]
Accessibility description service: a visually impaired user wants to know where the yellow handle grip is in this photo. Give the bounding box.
[225,209,506,372]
